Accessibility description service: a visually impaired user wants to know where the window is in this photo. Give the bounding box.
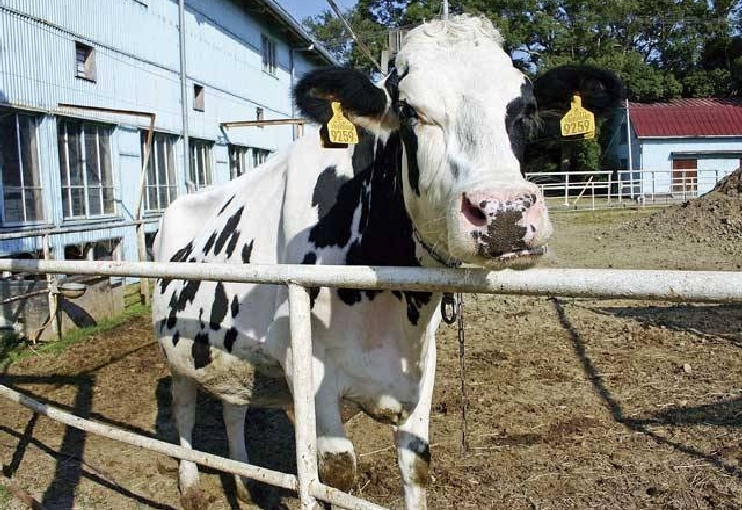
[229,145,249,179]
[188,139,213,191]
[193,84,205,111]
[75,41,96,81]
[256,107,264,122]
[142,132,178,211]
[57,119,115,219]
[261,34,276,75]
[0,112,44,225]
[253,148,271,168]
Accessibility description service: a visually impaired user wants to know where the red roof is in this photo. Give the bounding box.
[630,98,742,138]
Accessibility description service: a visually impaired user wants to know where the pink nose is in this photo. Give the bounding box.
[460,190,546,256]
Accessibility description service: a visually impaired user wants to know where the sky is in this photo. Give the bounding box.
[279,0,358,24]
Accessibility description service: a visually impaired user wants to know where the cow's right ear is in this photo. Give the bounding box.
[294,67,391,126]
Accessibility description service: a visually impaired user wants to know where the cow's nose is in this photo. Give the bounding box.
[460,189,547,254]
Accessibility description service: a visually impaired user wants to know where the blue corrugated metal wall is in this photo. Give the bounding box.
[0,0,323,261]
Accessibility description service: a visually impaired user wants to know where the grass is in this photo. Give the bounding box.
[0,286,150,372]
[0,485,10,509]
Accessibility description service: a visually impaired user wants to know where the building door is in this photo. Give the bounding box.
[672,159,697,195]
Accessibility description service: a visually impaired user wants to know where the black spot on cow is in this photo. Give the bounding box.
[313,166,350,220]
[337,287,362,306]
[202,232,217,255]
[224,327,238,352]
[403,291,432,326]
[351,128,377,177]
[210,282,228,330]
[160,241,195,293]
[399,122,420,196]
[230,294,239,319]
[242,240,254,263]
[218,195,236,216]
[170,241,194,262]
[302,252,320,308]
[199,307,205,330]
[308,175,362,249]
[225,229,240,258]
[192,332,211,369]
[165,279,202,330]
[172,330,180,347]
[214,206,244,256]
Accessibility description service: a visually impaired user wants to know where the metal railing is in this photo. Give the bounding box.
[527,168,737,210]
[0,258,741,509]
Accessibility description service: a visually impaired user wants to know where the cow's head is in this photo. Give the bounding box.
[295,15,624,269]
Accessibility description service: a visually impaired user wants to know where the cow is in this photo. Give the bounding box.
[152,15,624,510]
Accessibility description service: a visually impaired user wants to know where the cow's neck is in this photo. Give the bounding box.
[307,129,441,327]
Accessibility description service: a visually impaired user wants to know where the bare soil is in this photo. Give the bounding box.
[1,199,741,510]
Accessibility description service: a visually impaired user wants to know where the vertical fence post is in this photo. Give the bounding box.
[41,234,59,340]
[287,284,320,510]
[563,173,569,207]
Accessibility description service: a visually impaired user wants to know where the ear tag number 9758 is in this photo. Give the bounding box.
[327,102,359,144]
[560,95,596,140]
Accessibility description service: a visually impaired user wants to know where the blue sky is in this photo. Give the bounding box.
[279,0,357,24]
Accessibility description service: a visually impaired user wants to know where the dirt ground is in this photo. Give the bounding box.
[1,195,741,509]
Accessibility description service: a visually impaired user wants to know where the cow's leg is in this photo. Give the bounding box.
[171,374,208,510]
[223,402,251,502]
[315,383,356,492]
[395,341,436,510]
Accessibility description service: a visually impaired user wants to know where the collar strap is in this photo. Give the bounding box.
[413,229,462,268]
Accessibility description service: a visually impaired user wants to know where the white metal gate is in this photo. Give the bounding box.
[1,258,741,510]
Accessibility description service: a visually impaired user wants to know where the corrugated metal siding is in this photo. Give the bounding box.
[0,0,322,258]
[631,99,742,137]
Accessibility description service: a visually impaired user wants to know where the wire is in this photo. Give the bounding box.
[325,0,384,73]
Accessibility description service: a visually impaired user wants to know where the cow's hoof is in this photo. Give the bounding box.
[180,487,209,510]
[318,450,356,492]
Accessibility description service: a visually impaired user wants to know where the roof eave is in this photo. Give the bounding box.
[249,0,339,67]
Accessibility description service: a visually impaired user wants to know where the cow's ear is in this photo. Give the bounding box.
[294,67,390,126]
[533,65,626,118]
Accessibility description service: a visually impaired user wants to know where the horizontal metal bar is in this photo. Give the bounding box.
[58,103,155,119]
[310,482,389,510]
[0,219,159,241]
[0,259,739,303]
[0,384,298,491]
[220,118,307,128]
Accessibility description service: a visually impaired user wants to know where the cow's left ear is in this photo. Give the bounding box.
[533,65,626,117]
[294,67,391,126]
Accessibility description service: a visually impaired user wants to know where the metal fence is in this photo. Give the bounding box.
[527,168,737,211]
[1,258,741,509]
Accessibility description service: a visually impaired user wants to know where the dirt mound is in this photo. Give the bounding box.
[712,166,742,197]
[624,178,742,257]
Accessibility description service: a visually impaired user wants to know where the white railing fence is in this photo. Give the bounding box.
[1,258,741,510]
[527,168,737,210]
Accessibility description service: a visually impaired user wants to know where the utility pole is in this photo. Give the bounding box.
[442,0,449,19]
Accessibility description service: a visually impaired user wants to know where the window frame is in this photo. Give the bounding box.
[261,34,277,76]
[252,147,271,168]
[188,139,214,191]
[142,132,178,213]
[57,118,117,221]
[0,111,46,227]
[228,144,249,180]
[75,41,96,82]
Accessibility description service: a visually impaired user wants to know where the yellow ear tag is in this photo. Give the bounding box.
[560,95,596,140]
[327,102,359,144]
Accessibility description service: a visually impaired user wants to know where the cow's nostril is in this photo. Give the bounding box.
[461,194,487,226]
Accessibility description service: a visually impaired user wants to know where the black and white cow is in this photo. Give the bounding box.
[153,15,623,510]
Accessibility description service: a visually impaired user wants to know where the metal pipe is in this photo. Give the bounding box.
[442,0,449,19]
[0,384,299,491]
[221,118,307,128]
[626,98,634,200]
[0,260,740,304]
[0,219,158,242]
[288,284,320,509]
[179,0,190,185]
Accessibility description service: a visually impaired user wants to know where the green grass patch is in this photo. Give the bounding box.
[555,207,657,226]
[1,286,150,371]
[0,483,13,508]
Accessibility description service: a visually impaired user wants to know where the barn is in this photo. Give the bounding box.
[0,0,335,262]
[611,98,742,198]
[0,0,334,338]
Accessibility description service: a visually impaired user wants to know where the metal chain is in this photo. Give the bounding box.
[456,292,469,453]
